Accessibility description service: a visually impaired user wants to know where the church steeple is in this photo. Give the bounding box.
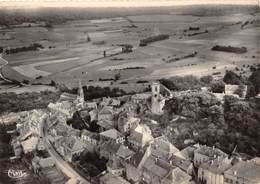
[76,79,85,109]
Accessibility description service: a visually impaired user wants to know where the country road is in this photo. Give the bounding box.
[0,56,13,83]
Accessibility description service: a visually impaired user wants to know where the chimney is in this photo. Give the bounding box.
[213,146,215,150]
[233,171,237,175]
[170,160,172,165]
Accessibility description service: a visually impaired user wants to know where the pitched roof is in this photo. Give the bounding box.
[129,149,146,168]
[116,145,135,159]
[100,173,130,184]
[195,145,227,158]
[54,123,69,135]
[224,161,260,182]
[151,136,179,159]
[142,156,172,178]
[65,137,85,152]
[100,128,123,140]
[118,116,140,127]
[200,156,232,174]
[128,125,153,147]
[174,144,200,160]
[86,102,97,106]
[21,136,39,151]
[39,157,55,168]
[107,155,123,170]
[97,119,114,129]
[81,129,99,140]
[164,167,191,184]
[169,155,193,173]
[99,106,114,115]
[100,141,121,155]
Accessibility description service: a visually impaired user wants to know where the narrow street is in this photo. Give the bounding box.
[41,118,90,184]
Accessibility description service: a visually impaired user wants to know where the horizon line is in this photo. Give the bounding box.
[0,0,258,8]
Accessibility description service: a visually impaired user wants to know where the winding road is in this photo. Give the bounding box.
[0,56,13,83]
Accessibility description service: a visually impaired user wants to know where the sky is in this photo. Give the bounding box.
[0,0,258,8]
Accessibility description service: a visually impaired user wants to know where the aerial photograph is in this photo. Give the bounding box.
[0,0,259,183]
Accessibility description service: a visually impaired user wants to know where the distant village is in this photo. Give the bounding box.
[1,80,259,184]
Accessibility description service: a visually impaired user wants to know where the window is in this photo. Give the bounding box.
[155,86,158,92]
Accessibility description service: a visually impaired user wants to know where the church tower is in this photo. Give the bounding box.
[151,82,164,114]
[76,79,85,109]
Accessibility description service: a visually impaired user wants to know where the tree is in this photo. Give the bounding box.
[248,66,260,94]
[246,83,256,98]
[45,22,53,29]
[50,80,56,86]
[210,80,225,93]
[159,79,178,91]
[223,70,242,85]
[22,80,30,84]
[234,85,246,97]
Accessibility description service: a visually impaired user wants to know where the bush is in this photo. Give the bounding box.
[200,75,213,84]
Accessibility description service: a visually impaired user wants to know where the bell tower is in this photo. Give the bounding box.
[151,82,164,114]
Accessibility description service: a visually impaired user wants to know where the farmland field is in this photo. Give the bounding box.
[0,8,259,89]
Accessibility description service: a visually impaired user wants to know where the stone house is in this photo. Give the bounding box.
[151,135,179,161]
[194,146,228,167]
[224,160,260,184]
[118,115,140,134]
[125,145,152,183]
[141,155,192,184]
[99,173,130,184]
[198,156,232,184]
[81,129,99,146]
[98,106,114,121]
[100,128,125,144]
[98,141,121,160]
[128,124,154,150]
